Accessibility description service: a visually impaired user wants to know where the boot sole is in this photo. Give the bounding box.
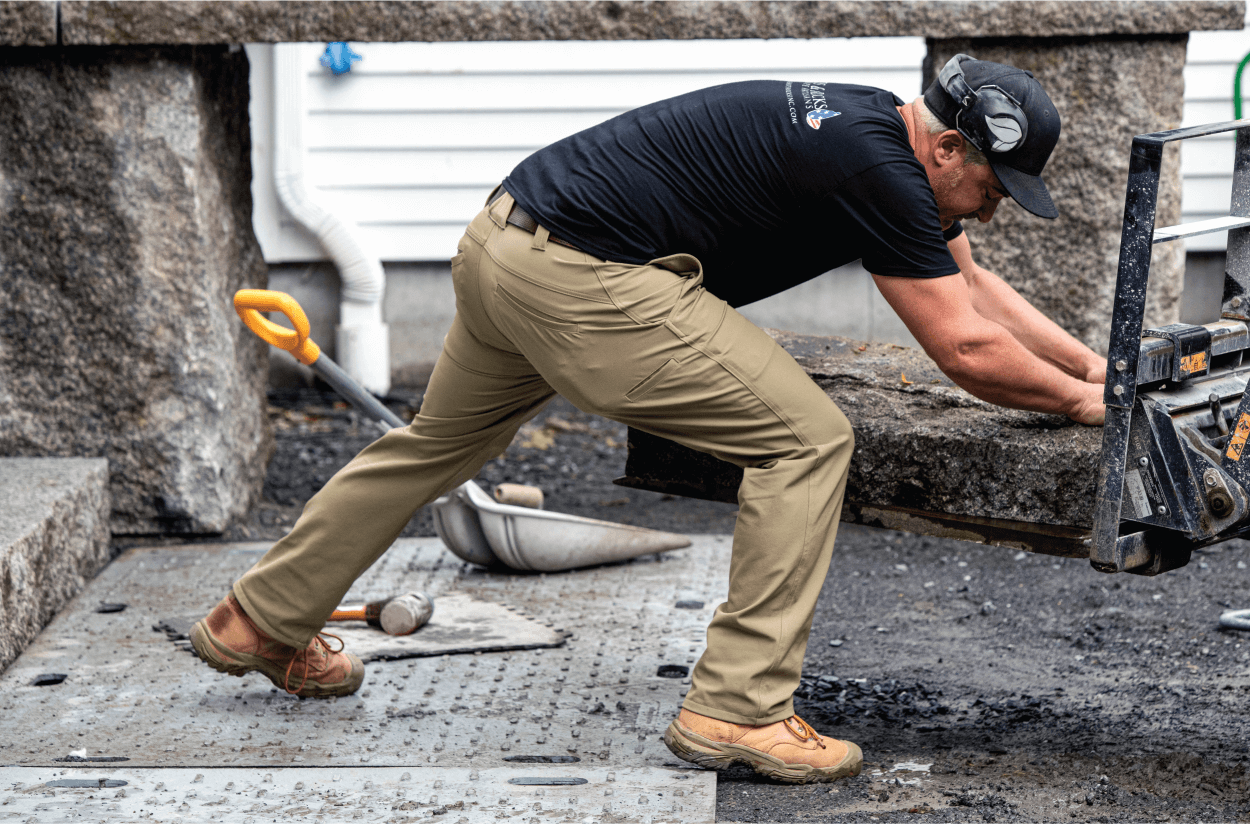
[189,620,364,699]
[663,721,862,785]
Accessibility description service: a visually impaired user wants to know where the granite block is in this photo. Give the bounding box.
[0,458,110,673]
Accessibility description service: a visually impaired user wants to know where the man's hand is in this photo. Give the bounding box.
[1073,361,1106,425]
[1084,361,1107,386]
[1068,383,1106,426]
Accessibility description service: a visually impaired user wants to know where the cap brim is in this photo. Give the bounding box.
[991,161,1058,219]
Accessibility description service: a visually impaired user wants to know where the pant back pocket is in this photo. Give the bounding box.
[494,283,580,333]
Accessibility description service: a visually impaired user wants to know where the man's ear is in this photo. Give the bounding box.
[933,130,968,168]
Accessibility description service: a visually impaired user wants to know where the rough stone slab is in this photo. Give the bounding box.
[54,0,1245,45]
[0,46,272,534]
[0,458,110,673]
[0,1,56,45]
[930,37,1188,354]
[621,331,1102,537]
[0,765,715,823]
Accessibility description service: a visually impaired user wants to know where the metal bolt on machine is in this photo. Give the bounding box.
[1091,118,1250,575]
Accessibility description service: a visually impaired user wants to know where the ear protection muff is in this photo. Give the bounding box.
[938,54,1029,154]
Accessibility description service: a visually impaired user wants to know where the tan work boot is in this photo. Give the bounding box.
[663,708,862,784]
[190,594,364,698]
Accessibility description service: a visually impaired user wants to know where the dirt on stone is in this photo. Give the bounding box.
[213,387,1250,822]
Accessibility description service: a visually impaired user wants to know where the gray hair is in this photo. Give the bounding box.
[918,102,988,167]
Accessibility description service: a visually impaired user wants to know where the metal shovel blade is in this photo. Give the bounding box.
[429,486,501,568]
[456,480,692,572]
[310,349,694,571]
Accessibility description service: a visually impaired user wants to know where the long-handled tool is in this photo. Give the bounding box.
[329,592,434,636]
[233,289,692,571]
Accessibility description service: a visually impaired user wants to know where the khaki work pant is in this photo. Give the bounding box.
[234,193,855,725]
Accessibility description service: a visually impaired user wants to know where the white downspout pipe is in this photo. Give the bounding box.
[272,43,390,395]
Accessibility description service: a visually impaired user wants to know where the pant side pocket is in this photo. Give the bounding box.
[626,357,682,401]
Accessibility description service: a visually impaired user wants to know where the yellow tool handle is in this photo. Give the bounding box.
[233,289,322,366]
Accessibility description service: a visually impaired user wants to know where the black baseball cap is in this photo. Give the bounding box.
[922,55,1061,219]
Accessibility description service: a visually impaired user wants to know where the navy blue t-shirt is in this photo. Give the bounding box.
[503,80,962,308]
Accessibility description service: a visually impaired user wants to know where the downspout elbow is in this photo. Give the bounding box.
[273,43,389,394]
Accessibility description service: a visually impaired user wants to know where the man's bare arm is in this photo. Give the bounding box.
[872,269,1105,425]
[947,232,1105,384]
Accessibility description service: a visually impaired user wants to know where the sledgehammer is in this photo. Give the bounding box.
[328,592,434,636]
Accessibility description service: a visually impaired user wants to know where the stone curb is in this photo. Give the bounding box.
[0,457,110,673]
[0,1,1236,46]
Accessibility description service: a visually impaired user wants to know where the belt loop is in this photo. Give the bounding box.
[531,225,550,251]
[488,191,510,229]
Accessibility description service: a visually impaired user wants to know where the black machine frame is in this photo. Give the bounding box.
[1091,119,1250,575]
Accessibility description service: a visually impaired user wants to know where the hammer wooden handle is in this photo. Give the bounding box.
[329,604,381,623]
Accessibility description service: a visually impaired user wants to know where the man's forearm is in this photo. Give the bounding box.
[965,266,1104,382]
[937,319,1105,423]
[945,232,1104,383]
[872,269,1106,425]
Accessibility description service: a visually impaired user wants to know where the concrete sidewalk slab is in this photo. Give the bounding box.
[0,765,712,823]
[0,457,110,673]
[0,536,730,820]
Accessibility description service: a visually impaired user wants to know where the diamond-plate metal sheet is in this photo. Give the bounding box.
[0,536,730,789]
[0,765,714,823]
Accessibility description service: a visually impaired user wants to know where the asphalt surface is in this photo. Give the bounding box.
[192,388,1250,821]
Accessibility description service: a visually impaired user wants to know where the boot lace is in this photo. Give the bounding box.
[784,715,826,748]
[284,631,345,695]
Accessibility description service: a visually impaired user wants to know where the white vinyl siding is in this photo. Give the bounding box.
[1181,15,1250,252]
[249,38,926,262]
[251,28,1250,262]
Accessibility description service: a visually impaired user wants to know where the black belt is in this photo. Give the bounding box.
[487,187,582,251]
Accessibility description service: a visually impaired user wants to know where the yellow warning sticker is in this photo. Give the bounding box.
[1180,351,1208,376]
[1227,412,1250,461]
